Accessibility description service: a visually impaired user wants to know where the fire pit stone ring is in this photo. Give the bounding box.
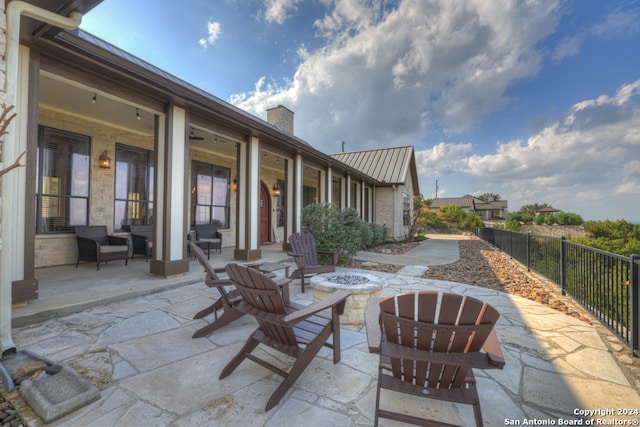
[310,272,385,325]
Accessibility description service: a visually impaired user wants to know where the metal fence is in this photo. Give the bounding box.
[476,227,640,356]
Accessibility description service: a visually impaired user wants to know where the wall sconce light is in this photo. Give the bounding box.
[92,93,97,103]
[272,183,281,196]
[98,150,112,169]
[136,108,141,120]
[231,177,237,192]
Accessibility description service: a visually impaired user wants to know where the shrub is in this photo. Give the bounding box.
[301,203,366,264]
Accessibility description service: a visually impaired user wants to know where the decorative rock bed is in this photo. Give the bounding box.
[310,272,385,325]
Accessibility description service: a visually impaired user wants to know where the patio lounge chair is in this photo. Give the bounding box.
[365,291,505,427]
[129,225,153,261]
[74,225,129,270]
[192,224,223,259]
[288,232,338,293]
[220,263,350,411]
[189,242,244,338]
[189,243,291,338]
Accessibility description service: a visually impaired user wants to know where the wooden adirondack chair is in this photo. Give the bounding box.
[288,232,338,293]
[220,263,350,411]
[365,291,505,427]
[189,242,244,338]
[189,243,291,338]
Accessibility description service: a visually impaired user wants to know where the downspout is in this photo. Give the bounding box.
[1,1,82,355]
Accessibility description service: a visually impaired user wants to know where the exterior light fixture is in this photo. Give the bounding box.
[136,108,141,120]
[98,150,112,169]
[92,93,97,103]
[272,183,281,196]
[231,177,237,192]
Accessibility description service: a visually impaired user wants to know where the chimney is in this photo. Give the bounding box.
[267,105,294,135]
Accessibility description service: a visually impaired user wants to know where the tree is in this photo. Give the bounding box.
[0,105,26,178]
[518,203,550,217]
[477,193,501,202]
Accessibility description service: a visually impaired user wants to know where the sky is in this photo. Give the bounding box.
[80,0,640,222]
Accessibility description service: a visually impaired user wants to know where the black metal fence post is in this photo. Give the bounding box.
[560,236,566,296]
[526,233,531,272]
[631,253,640,357]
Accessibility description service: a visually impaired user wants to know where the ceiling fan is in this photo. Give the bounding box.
[189,128,204,141]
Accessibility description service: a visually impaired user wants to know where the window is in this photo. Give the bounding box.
[403,192,411,227]
[36,126,90,233]
[191,160,230,227]
[303,185,316,207]
[114,144,154,230]
[275,179,285,227]
[332,177,341,207]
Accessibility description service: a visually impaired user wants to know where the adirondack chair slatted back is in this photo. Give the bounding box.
[190,243,232,301]
[379,291,499,390]
[225,263,297,346]
[289,232,319,268]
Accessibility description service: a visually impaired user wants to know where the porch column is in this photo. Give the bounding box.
[234,136,261,260]
[150,104,189,276]
[292,153,303,234]
[361,179,366,220]
[325,166,333,204]
[346,174,352,208]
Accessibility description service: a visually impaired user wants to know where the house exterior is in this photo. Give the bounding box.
[331,146,419,241]
[0,0,419,315]
[430,195,508,220]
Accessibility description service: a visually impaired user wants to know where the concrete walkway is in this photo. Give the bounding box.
[7,237,640,426]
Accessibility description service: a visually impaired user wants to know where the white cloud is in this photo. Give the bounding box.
[232,0,562,148]
[263,0,302,24]
[461,80,640,214]
[198,19,222,48]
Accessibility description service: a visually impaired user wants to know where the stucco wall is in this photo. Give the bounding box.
[0,3,7,251]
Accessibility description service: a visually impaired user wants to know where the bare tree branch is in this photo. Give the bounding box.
[0,150,27,178]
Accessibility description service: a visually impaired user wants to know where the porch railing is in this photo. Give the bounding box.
[476,227,640,356]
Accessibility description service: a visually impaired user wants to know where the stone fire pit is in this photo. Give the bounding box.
[310,272,385,325]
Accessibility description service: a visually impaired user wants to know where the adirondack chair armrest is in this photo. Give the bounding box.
[317,250,338,265]
[287,252,303,261]
[108,235,129,247]
[204,278,232,288]
[379,341,502,370]
[365,296,383,353]
[282,289,350,324]
[482,329,505,368]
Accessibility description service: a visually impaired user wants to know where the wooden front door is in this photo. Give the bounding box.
[259,182,271,243]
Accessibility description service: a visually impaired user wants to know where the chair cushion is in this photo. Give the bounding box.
[100,245,128,254]
[200,238,221,244]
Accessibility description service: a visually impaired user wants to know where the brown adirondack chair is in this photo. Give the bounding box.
[189,242,290,338]
[365,291,505,427]
[220,263,350,411]
[288,232,338,293]
[189,242,244,338]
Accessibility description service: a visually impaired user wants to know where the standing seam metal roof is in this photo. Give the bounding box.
[330,146,414,185]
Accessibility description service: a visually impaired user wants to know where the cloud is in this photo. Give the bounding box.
[232,0,563,149]
[198,19,222,48]
[263,0,302,24]
[552,4,640,61]
[463,80,640,200]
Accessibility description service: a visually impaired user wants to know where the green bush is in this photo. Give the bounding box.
[370,223,388,245]
[302,203,366,264]
[359,220,374,249]
[422,210,446,230]
[504,213,521,231]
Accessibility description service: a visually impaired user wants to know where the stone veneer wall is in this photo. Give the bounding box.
[35,109,155,267]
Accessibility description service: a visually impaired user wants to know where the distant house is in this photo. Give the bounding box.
[331,146,419,240]
[430,195,508,220]
[536,207,561,215]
